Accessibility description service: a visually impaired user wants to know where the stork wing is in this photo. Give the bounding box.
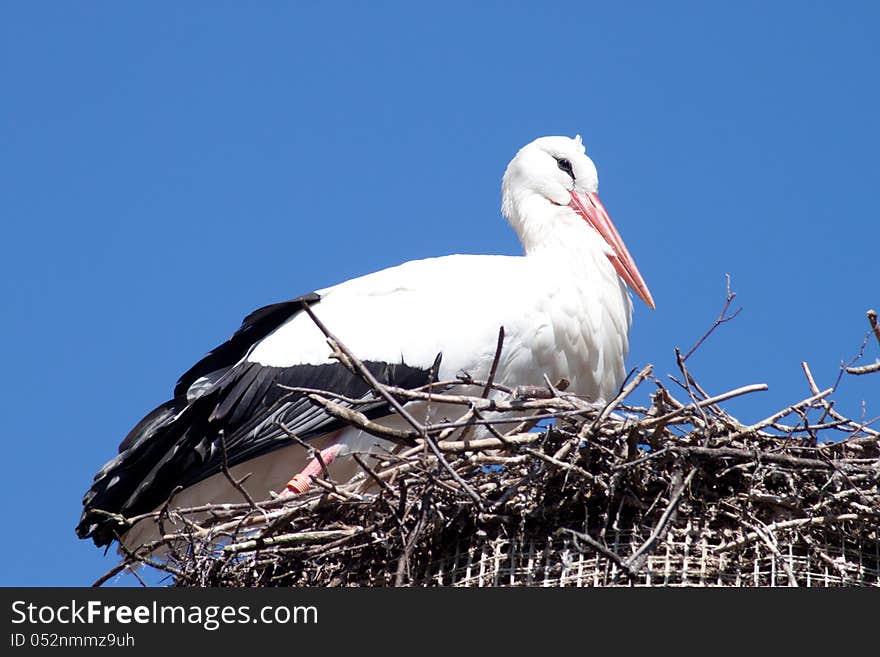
[77,290,438,547]
[77,254,542,547]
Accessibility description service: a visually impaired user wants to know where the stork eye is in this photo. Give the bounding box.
[556,157,575,181]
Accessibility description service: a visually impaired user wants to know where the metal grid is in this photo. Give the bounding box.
[416,521,880,587]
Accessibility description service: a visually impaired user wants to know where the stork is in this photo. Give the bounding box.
[76,135,654,552]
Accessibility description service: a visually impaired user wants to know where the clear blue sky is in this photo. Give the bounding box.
[2,2,877,586]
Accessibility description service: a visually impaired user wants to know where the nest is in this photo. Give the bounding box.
[98,308,880,588]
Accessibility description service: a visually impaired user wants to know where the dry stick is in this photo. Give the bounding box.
[552,365,653,464]
[811,449,878,515]
[695,383,747,432]
[589,365,654,429]
[260,496,345,542]
[438,432,544,452]
[456,327,507,445]
[800,361,834,428]
[307,477,362,502]
[868,309,880,346]
[623,467,697,576]
[301,302,484,509]
[115,534,189,583]
[801,534,851,580]
[451,406,482,447]
[380,386,584,413]
[844,361,880,376]
[681,371,715,409]
[612,446,670,472]
[482,327,505,399]
[352,453,399,497]
[428,410,482,466]
[219,430,260,511]
[470,406,517,447]
[714,513,865,554]
[665,376,709,425]
[413,407,594,430]
[301,302,425,434]
[155,485,187,564]
[801,361,880,438]
[421,351,442,447]
[92,560,135,588]
[277,420,341,489]
[162,497,325,542]
[837,332,872,391]
[769,419,849,434]
[126,564,149,588]
[521,446,607,490]
[304,522,382,559]
[542,374,575,403]
[648,383,682,441]
[465,453,528,466]
[307,395,416,442]
[224,528,361,554]
[681,273,742,362]
[741,516,799,587]
[369,451,436,485]
[394,503,429,587]
[671,349,711,434]
[673,445,842,471]
[639,383,768,429]
[841,414,880,443]
[558,528,635,577]
[117,496,293,527]
[411,376,514,395]
[721,388,833,441]
[488,470,540,511]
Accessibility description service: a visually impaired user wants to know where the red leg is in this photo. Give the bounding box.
[284,444,343,495]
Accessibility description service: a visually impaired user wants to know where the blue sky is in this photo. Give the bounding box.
[1,2,877,586]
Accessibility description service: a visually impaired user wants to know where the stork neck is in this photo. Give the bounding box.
[509,193,612,265]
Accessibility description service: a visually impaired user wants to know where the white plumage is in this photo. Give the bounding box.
[251,252,630,401]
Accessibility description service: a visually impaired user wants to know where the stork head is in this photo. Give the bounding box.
[502,135,655,310]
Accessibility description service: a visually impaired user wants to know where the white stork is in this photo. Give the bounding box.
[77,135,654,552]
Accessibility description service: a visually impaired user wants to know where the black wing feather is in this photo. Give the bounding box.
[173,292,320,399]
[77,292,440,548]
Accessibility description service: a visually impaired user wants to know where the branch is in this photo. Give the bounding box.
[681,273,742,362]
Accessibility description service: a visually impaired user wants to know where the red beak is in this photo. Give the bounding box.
[569,190,655,309]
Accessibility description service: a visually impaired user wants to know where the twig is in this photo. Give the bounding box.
[724,388,833,441]
[224,528,361,554]
[352,453,399,498]
[714,513,864,554]
[681,273,742,361]
[219,430,260,511]
[394,501,428,586]
[740,516,799,587]
[868,309,880,347]
[844,361,880,376]
[92,560,135,588]
[801,361,880,438]
[301,302,484,508]
[305,394,416,442]
[640,383,768,428]
[301,302,426,436]
[115,534,189,583]
[482,327,505,399]
[559,528,635,577]
[578,365,653,439]
[624,467,697,575]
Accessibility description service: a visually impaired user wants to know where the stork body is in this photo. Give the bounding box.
[77,135,653,551]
